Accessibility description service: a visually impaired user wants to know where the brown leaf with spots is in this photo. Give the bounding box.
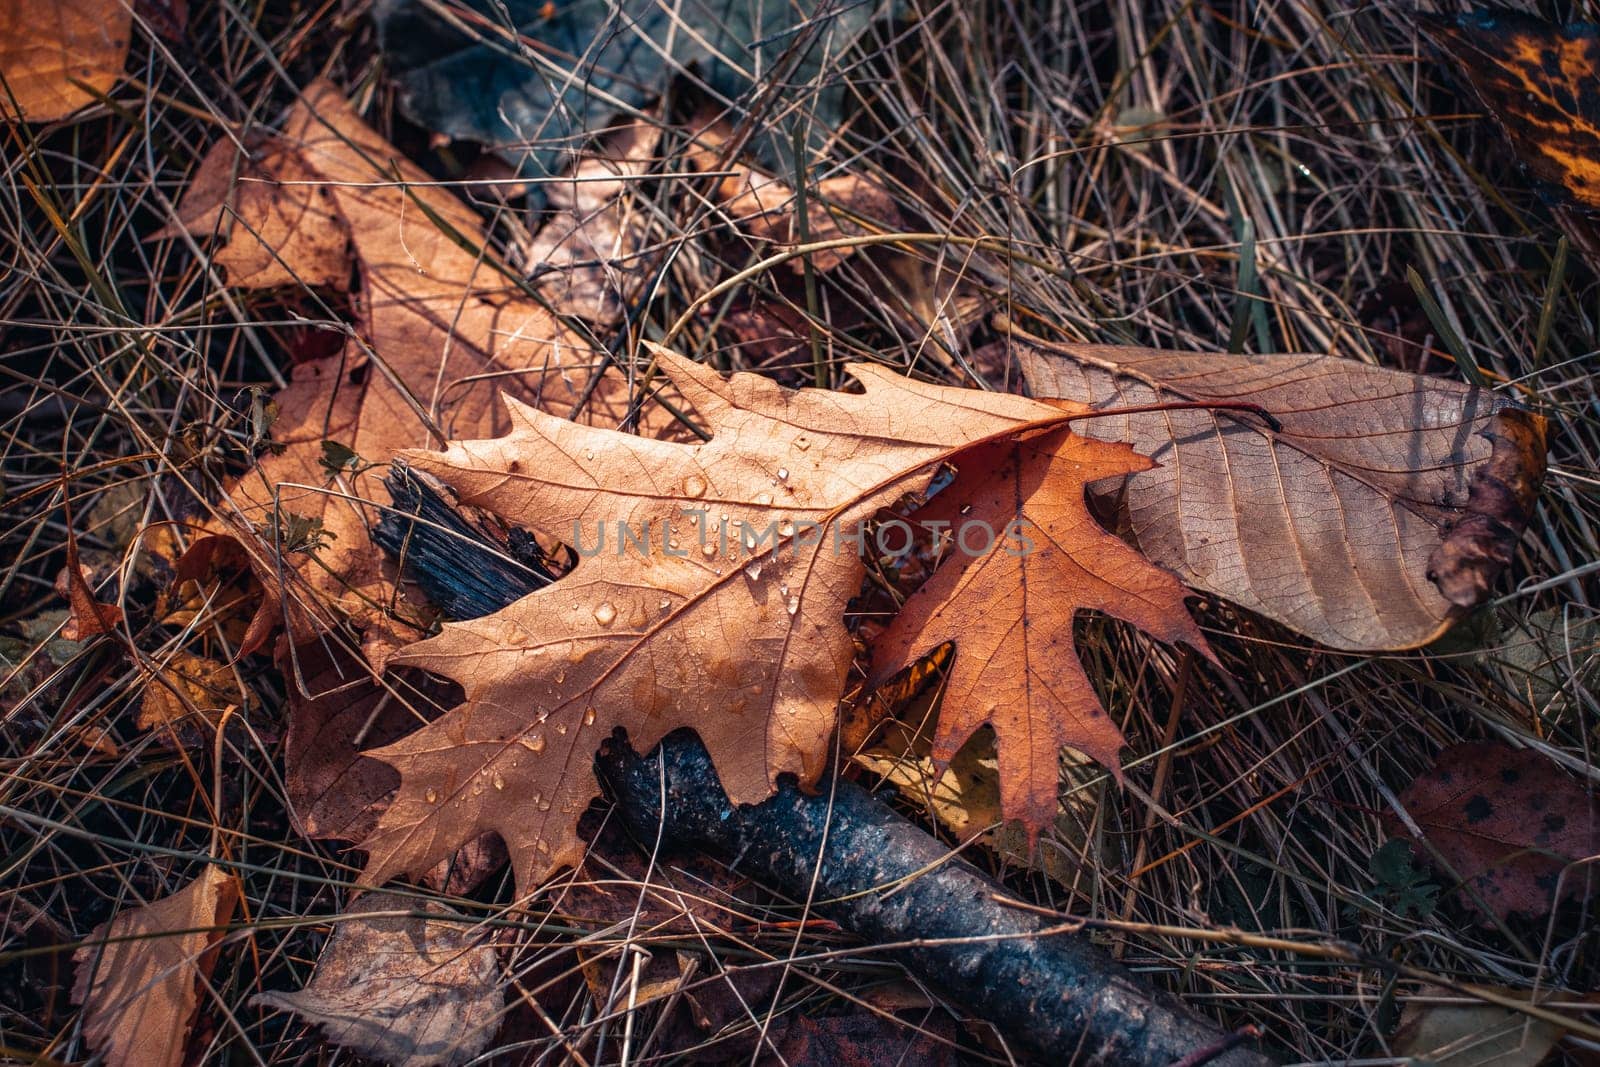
[1420,11,1600,237]
[71,865,240,1067]
[164,80,652,645]
[0,0,131,121]
[362,349,1077,892]
[869,429,1211,829]
[1015,333,1547,650]
[1388,743,1600,922]
[252,891,504,1067]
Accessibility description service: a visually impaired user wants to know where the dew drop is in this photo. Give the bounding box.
[537,840,550,854]
[744,560,762,581]
[786,595,800,616]
[794,435,811,452]
[593,601,617,626]
[754,491,773,506]
[701,541,717,558]
[779,583,790,597]
[777,467,789,481]
[683,474,707,498]
[492,773,505,791]
[425,787,438,804]
[584,448,596,461]
[659,597,672,611]
[778,521,795,538]
[556,722,568,735]
[523,734,547,754]
[582,707,597,726]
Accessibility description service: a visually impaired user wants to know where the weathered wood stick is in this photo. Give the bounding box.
[374,465,1277,1067]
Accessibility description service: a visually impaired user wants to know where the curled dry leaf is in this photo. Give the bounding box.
[55,529,122,641]
[364,350,1070,891]
[165,79,650,646]
[253,891,503,1067]
[71,865,240,1067]
[1387,742,1600,922]
[869,430,1210,827]
[0,0,131,121]
[1016,335,1548,650]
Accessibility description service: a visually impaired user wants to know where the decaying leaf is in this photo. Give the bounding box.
[686,115,904,272]
[165,80,644,643]
[252,891,503,1067]
[1420,12,1600,225]
[364,349,1075,891]
[138,650,237,730]
[1387,742,1600,922]
[1498,608,1599,714]
[71,865,240,1067]
[0,0,131,121]
[1016,335,1548,651]
[524,118,660,324]
[1394,985,1579,1066]
[870,430,1210,827]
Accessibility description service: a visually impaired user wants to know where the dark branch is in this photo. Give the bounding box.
[374,466,1278,1067]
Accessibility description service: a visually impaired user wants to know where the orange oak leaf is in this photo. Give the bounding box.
[361,349,1065,892]
[165,80,648,645]
[869,429,1212,829]
[71,865,240,1067]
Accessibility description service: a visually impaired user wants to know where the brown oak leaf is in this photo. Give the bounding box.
[361,349,1068,892]
[869,429,1211,828]
[72,865,240,1067]
[164,80,648,646]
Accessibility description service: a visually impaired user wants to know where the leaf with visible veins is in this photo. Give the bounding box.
[869,429,1211,828]
[361,350,1086,891]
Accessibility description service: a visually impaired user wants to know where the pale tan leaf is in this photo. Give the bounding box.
[252,891,503,1067]
[71,865,240,1067]
[525,118,661,324]
[1394,986,1580,1066]
[1016,336,1548,650]
[0,0,130,121]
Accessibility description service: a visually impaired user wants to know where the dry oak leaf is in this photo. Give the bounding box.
[869,429,1211,829]
[363,350,1066,892]
[1016,336,1547,651]
[166,79,642,643]
[1387,742,1600,923]
[0,0,130,121]
[253,891,503,1067]
[71,864,240,1067]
